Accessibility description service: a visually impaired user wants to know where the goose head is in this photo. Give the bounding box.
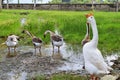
[85,13,95,26]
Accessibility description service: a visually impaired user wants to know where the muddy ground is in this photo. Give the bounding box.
[0,45,119,80]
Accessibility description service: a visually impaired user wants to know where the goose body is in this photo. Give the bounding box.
[83,13,112,79]
[83,44,111,74]
[32,37,42,47]
[6,35,19,46]
[5,35,19,57]
[44,30,63,53]
[51,35,63,47]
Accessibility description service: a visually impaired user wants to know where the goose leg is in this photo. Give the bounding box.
[95,77,100,80]
[14,46,17,56]
[52,42,54,56]
[52,42,54,52]
[52,45,54,57]
[39,46,42,56]
[34,47,36,56]
[7,46,10,57]
[58,46,60,53]
[90,75,96,80]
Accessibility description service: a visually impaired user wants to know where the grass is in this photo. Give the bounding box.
[0,10,120,54]
[30,73,88,80]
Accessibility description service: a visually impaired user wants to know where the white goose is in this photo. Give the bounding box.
[5,34,19,57]
[83,13,112,80]
[22,30,43,56]
[44,30,63,53]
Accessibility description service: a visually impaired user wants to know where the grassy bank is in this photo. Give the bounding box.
[0,10,120,54]
[30,73,88,80]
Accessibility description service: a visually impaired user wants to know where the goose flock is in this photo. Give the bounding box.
[3,13,113,80]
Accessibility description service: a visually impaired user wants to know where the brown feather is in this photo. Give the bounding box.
[51,35,62,42]
[32,38,42,43]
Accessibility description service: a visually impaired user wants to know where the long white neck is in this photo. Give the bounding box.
[91,19,98,47]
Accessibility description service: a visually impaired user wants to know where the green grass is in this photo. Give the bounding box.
[0,10,120,54]
[31,73,88,80]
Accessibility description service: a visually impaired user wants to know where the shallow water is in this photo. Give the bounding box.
[7,71,27,80]
[105,54,119,66]
[0,42,119,79]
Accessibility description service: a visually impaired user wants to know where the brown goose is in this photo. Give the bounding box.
[22,30,42,56]
[44,30,63,53]
[5,34,19,57]
[81,23,90,46]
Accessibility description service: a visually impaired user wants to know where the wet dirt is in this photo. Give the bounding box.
[0,43,119,80]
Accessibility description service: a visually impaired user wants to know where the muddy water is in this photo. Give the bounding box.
[0,42,119,80]
[19,42,84,71]
[0,43,84,80]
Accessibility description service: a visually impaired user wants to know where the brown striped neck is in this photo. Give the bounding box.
[22,30,34,38]
[81,23,90,46]
[44,30,55,38]
[87,23,90,37]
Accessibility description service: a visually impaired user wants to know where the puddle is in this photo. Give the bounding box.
[58,62,83,71]
[0,43,120,79]
[7,71,27,80]
[105,54,119,66]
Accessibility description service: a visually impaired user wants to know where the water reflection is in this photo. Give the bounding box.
[41,42,84,71]
[105,54,119,66]
[7,71,27,80]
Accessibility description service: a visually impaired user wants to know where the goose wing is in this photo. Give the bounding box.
[86,49,111,72]
[51,35,62,42]
[32,38,42,43]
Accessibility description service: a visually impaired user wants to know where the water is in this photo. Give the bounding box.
[105,54,119,66]
[0,43,119,79]
[7,71,27,80]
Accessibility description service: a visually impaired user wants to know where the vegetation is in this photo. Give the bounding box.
[31,73,88,80]
[0,10,120,54]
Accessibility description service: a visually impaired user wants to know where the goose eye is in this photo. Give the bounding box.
[91,17,93,19]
